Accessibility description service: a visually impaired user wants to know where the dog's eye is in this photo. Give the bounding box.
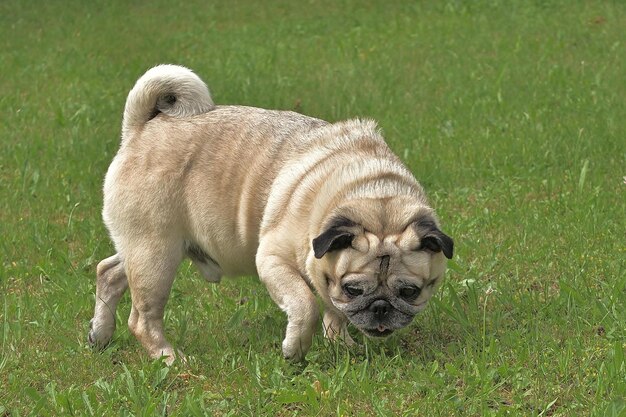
[399,286,420,299]
[343,284,364,297]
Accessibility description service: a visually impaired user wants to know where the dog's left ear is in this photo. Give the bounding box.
[415,220,454,259]
[312,218,356,259]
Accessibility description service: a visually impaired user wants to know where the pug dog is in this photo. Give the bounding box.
[88,64,453,364]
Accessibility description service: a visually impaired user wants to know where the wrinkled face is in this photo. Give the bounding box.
[313,215,453,337]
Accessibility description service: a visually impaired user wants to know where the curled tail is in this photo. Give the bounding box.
[122,64,214,137]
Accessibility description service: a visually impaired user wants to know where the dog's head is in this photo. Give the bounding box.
[312,198,453,337]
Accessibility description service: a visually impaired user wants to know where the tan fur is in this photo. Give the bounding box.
[88,65,452,363]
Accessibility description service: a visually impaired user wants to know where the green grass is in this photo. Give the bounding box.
[1,0,625,415]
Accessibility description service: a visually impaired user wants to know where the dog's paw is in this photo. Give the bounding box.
[282,337,311,362]
[88,318,114,349]
[150,346,187,367]
[339,332,357,347]
[282,343,304,362]
[322,312,356,346]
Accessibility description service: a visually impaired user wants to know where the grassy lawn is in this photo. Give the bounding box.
[1,0,624,415]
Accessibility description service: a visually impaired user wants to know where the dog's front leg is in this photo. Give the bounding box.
[322,307,355,346]
[256,248,319,361]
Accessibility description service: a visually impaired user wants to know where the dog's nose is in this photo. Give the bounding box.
[369,300,390,319]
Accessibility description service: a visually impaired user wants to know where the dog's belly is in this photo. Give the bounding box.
[183,173,264,277]
[188,230,259,277]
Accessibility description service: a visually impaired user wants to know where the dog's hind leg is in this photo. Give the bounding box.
[89,253,128,348]
[125,240,184,365]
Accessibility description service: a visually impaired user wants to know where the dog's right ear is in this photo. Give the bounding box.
[312,217,356,259]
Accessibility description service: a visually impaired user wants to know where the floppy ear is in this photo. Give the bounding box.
[312,217,356,259]
[415,220,454,259]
